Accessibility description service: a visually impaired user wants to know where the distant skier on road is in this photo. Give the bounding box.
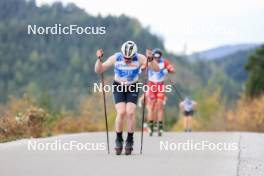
[145,48,175,136]
[179,97,197,132]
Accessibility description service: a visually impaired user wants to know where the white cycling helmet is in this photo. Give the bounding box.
[121,41,138,58]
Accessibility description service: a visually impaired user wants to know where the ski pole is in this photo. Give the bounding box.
[167,76,184,101]
[140,50,151,155]
[98,53,110,154]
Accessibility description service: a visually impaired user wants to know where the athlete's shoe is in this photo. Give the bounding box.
[148,128,153,136]
[115,138,123,155]
[158,121,163,136]
[158,129,163,137]
[124,140,134,155]
[148,121,154,137]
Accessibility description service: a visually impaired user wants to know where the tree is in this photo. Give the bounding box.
[245,45,264,97]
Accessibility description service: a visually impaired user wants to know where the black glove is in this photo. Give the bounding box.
[147,56,153,62]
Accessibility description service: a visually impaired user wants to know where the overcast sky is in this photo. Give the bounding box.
[37,0,264,53]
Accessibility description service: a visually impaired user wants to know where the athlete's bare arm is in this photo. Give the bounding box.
[95,49,115,74]
[140,48,153,72]
[179,102,184,112]
[170,69,176,75]
[164,59,176,75]
[193,101,198,110]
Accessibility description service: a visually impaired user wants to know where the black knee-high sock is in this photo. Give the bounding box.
[149,120,154,131]
[127,132,134,142]
[158,121,163,130]
[116,132,123,141]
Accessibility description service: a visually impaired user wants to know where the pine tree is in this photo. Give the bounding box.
[245,45,264,97]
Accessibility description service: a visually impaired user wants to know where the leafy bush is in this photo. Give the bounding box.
[0,97,49,141]
[27,106,48,137]
[227,94,264,132]
[0,94,108,142]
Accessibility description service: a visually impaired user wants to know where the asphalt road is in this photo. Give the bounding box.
[0,132,263,176]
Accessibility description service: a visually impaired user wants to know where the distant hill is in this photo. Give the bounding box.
[190,43,260,60]
[189,45,261,101]
[213,49,257,83]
